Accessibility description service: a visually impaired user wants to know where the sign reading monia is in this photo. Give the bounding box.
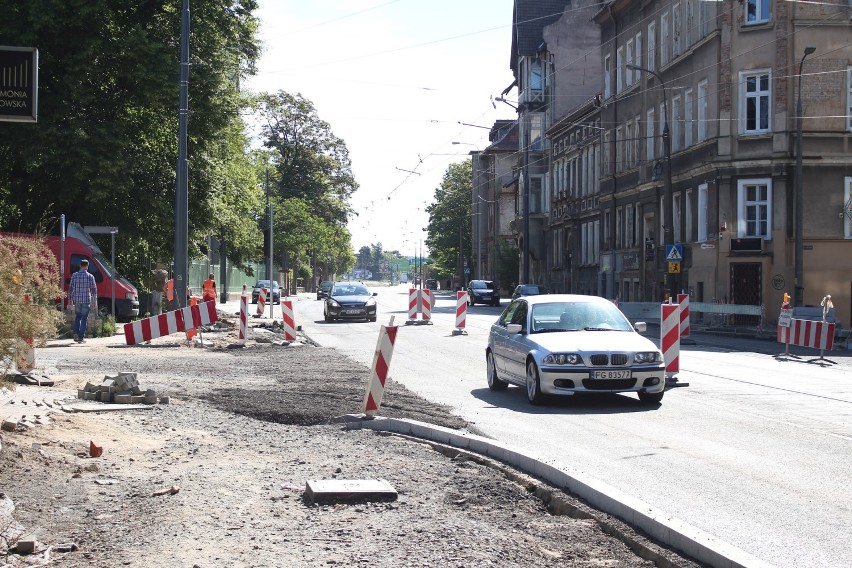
[0,46,38,122]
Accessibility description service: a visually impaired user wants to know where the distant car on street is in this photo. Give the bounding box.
[425,279,438,291]
[512,284,550,299]
[486,294,665,405]
[251,280,280,304]
[467,279,500,306]
[323,281,377,322]
[316,281,334,300]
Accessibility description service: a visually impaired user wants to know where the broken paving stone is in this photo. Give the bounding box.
[151,485,180,497]
[1,419,17,432]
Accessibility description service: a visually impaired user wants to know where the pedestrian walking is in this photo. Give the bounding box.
[68,259,98,343]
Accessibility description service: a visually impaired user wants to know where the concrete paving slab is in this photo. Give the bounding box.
[304,479,397,503]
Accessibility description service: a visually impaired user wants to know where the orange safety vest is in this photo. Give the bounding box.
[165,279,174,302]
[202,278,216,300]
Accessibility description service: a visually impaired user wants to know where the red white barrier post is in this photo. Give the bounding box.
[407,288,418,322]
[421,289,432,322]
[362,323,399,417]
[677,293,690,338]
[124,300,218,345]
[239,294,248,341]
[777,319,835,360]
[453,291,468,335]
[405,289,433,325]
[661,302,680,379]
[255,287,267,318]
[281,300,296,341]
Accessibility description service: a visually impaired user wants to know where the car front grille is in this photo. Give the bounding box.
[588,354,629,366]
[582,379,637,390]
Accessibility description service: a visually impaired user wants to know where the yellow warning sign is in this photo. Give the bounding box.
[668,261,681,274]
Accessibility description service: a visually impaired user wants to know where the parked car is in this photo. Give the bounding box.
[512,284,550,299]
[324,281,377,322]
[467,279,500,306]
[486,294,665,405]
[317,280,334,300]
[425,279,438,291]
[251,280,280,304]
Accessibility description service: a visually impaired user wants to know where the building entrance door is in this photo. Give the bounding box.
[730,263,761,325]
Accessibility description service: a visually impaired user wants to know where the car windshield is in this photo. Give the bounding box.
[530,301,633,333]
[255,281,278,289]
[472,281,493,290]
[333,284,370,296]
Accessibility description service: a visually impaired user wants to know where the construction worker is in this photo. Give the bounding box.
[202,273,217,303]
[164,277,174,310]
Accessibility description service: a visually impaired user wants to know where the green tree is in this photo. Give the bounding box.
[425,160,472,282]
[0,0,262,284]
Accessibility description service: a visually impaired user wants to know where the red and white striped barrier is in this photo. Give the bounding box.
[661,302,680,377]
[453,291,468,335]
[281,300,296,341]
[255,287,267,317]
[239,294,248,341]
[362,324,399,417]
[16,293,35,372]
[677,293,690,338]
[124,300,218,345]
[777,319,835,351]
[408,288,418,321]
[421,289,432,321]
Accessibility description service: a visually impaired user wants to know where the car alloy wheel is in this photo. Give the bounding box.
[526,360,545,405]
[486,351,508,391]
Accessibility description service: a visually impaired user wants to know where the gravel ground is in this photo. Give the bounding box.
[0,314,704,568]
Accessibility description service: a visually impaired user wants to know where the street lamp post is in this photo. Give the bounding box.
[628,64,674,299]
[795,46,816,308]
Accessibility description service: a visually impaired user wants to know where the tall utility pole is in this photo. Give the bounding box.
[265,170,273,317]
[629,64,673,299]
[794,46,816,307]
[173,0,190,307]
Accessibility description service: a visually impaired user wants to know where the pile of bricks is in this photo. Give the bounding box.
[77,372,166,405]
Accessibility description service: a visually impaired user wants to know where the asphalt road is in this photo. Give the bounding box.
[224,285,852,568]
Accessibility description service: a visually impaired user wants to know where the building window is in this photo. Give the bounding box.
[697,79,708,141]
[684,88,694,147]
[740,70,771,134]
[845,177,852,239]
[660,103,666,158]
[626,39,634,86]
[847,66,852,132]
[698,183,708,242]
[530,58,542,90]
[686,189,693,242]
[633,115,641,167]
[603,131,611,175]
[604,209,612,249]
[648,22,656,71]
[686,0,694,47]
[672,95,682,152]
[737,178,772,239]
[661,12,670,66]
[647,108,655,160]
[626,203,636,247]
[615,126,624,173]
[616,46,624,93]
[604,54,611,99]
[624,122,632,167]
[530,113,543,150]
[635,32,643,71]
[700,0,710,36]
[616,206,623,249]
[746,0,770,25]
[672,3,682,58]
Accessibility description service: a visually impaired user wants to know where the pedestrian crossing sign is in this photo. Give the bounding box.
[665,244,683,261]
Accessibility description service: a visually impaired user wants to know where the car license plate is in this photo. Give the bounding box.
[592,370,632,380]
[344,309,363,315]
[482,295,491,299]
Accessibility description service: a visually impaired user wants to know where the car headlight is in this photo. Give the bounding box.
[328,299,340,308]
[366,298,376,307]
[634,352,661,363]
[543,353,582,365]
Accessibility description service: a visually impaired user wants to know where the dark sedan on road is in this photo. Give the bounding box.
[251,280,280,304]
[316,280,333,300]
[512,284,549,299]
[323,281,377,322]
[467,279,500,306]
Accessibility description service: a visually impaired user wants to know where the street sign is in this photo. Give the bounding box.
[778,308,793,328]
[668,261,681,274]
[665,244,683,261]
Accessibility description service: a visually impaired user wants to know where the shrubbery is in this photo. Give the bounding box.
[0,235,64,377]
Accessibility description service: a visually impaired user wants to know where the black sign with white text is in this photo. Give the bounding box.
[0,46,38,122]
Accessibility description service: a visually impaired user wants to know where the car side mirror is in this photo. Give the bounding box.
[633,321,647,332]
[507,323,523,334]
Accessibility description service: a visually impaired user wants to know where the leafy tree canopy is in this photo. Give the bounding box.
[425,160,472,281]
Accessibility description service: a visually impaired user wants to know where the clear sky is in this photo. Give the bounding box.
[244,0,516,256]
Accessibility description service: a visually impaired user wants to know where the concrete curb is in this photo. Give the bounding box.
[340,414,775,568]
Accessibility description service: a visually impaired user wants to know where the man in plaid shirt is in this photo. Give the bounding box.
[68,259,98,343]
